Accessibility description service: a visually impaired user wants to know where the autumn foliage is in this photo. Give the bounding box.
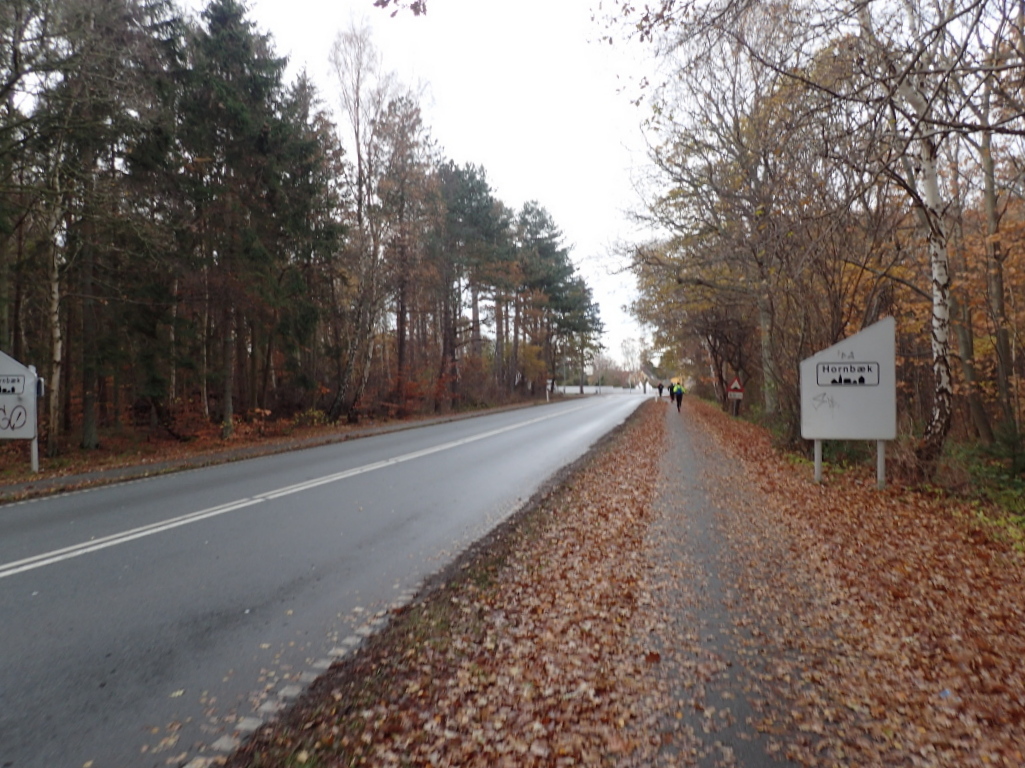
[621,0,1025,475]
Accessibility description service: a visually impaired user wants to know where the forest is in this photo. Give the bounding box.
[0,0,604,457]
[590,0,1025,481]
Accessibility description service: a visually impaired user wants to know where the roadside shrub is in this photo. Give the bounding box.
[294,408,328,428]
[985,421,1025,479]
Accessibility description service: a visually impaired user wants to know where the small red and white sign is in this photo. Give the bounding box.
[727,377,744,400]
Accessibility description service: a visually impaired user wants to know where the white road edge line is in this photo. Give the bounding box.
[0,404,589,579]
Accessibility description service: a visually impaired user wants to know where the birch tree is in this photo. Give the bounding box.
[327,20,394,422]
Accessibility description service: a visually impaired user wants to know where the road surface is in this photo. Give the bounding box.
[0,393,643,767]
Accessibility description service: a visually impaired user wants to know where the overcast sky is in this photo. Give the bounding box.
[233,0,657,363]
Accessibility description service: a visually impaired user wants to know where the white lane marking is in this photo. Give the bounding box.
[0,497,265,579]
[0,404,590,579]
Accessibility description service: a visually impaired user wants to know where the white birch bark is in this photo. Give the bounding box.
[858,1,954,464]
[918,135,954,456]
[45,201,64,457]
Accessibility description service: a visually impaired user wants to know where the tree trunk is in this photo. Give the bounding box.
[201,266,210,419]
[221,304,235,438]
[511,293,521,390]
[169,276,178,404]
[858,4,955,473]
[113,358,121,429]
[981,125,1015,426]
[396,266,408,412]
[80,208,99,449]
[241,315,254,415]
[439,283,453,412]
[330,298,365,423]
[347,334,375,424]
[951,293,994,443]
[80,281,98,447]
[450,277,460,403]
[0,229,8,352]
[915,136,954,470]
[63,292,74,435]
[46,215,64,458]
[327,329,354,423]
[260,320,275,411]
[346,277,382,425]
[494,294,505,389]
[756,280,777,415]
[578,345,585,394]
[471,282,481,357]
[12,209,25,360]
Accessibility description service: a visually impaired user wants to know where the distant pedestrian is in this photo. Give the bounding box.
[657,382,664,398]
[673,382,683,411]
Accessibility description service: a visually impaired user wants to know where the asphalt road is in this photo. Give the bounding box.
[0,393,644,768]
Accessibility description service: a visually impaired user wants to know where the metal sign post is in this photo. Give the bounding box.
[0,351,41,473]
[800,318,897,489]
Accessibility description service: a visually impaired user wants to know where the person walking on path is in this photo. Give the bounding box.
[673,382,683,411]
[658,382,664,398]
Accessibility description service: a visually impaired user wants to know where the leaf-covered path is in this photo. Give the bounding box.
[627,397,807,766]
[223,397,1025,767]
[658,398,1025,767]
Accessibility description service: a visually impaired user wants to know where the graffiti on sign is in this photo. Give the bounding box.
[0,404,28,432]
[0,352,38,442]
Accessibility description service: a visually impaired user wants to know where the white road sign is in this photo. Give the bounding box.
[0,351,38,440]
[800,317,896,441]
